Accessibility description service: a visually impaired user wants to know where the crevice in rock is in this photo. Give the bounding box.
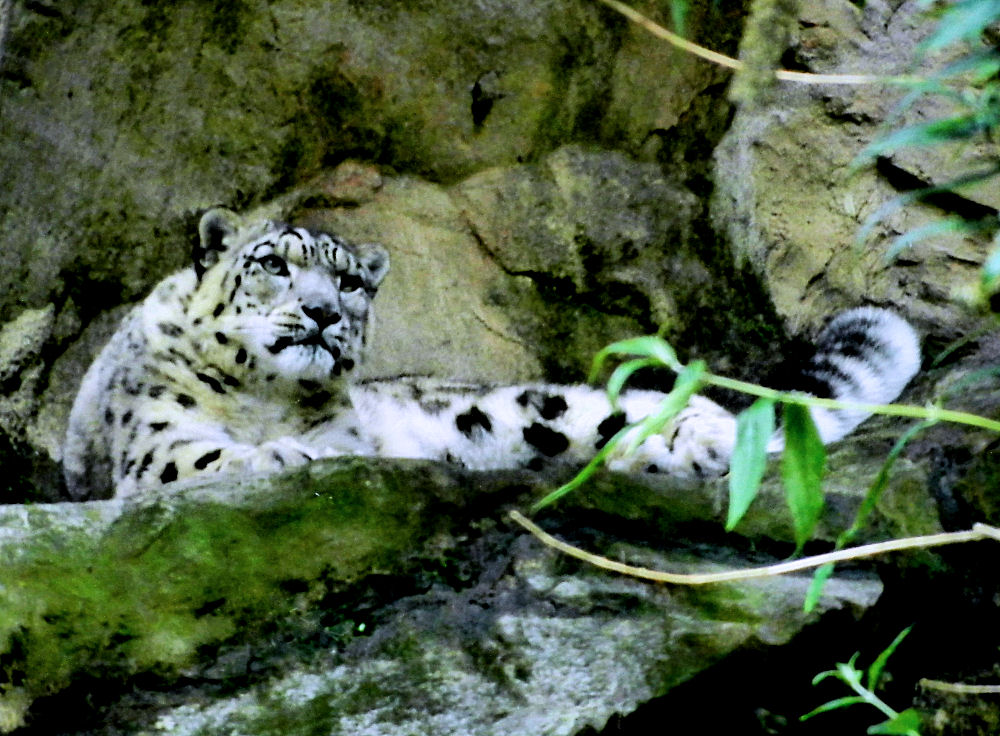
[874,156,1000,223]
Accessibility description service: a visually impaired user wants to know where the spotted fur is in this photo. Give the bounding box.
[63,208,387,498]
[63,208,921,499]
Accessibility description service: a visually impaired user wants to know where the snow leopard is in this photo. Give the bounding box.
[62,206,921,499]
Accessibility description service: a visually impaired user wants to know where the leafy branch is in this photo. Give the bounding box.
[531,335,1000,553]
[802,627,922,735]
[523,333,1000,610]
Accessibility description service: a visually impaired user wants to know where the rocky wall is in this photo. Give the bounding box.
[1,0,999,733]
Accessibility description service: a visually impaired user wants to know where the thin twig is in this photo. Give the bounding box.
[703,372,1000,434]
[919,679,1000,695]
[509,510,1000,585]
[597,0,916,87]
[599,0,741,70]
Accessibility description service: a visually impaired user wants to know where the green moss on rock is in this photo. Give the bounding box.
[0,458,477,729]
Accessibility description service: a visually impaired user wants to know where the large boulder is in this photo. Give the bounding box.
[0,457,898,733]
[711,0,997,339]
[0,0,736,326]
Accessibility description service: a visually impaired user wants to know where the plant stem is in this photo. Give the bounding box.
[597,0,921,86]
[508,511,1000,585]
[919,679,1000,694]
[844,670,900,721]
[703,373,1000,433]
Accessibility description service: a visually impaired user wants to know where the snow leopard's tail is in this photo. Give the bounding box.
[769,307,921,450]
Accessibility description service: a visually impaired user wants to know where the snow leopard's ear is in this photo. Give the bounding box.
[194,207,241,280]
[355,241,390,289]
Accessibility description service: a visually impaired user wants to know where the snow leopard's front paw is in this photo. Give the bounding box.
[606,396,737,480]
[226,437,317,474]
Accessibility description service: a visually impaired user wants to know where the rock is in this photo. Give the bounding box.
[0,458,468,730]
[710,0,996,339]
[29,305,132,468]
[454,145,701,328]
[918,678,1000,736]
[33,144,770,438]
[284,144,782,388]
[291,172,549,384]
[4,0,768,478]
[141,543,880,736]
[0,306,62,502]
[3,0,997,732]
[0,456,887,734]
[0,0,731,324]
[0,305,54,434]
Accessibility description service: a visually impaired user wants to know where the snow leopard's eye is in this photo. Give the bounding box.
[258,254,289,276]
[339,273,365,293]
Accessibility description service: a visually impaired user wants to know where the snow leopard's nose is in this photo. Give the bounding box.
[303,304,342,330]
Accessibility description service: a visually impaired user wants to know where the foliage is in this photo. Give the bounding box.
[854,0,1000,294]
[802,627,922,735]
[528,0,1000,727]
[531,333,1000,527]
[531,0,1000,603]
[610,0,1000,285]
[802,418,935,608]
[526,328,1000,614]
[726,397,774,530]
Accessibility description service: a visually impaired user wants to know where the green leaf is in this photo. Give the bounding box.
[810,668,841,687]
[606,357,660,406]
[887,217,996,261]
[669,0,689,36]
[867,626,913,691]
[934,364,1000,392]
[867,708,922,736]
[859,116,988,162]
[800,696,868,721]
[857,190,923,245]
[855,166,1000,261]
[781,404,827,552]
[921,0,1000,53]
[531,360,703,512]
[858,166,1000,250]
[838,655,864,688]
[726,398,775,531]
[625,361,705,452]
[841,424,932,548]
[803,563,835,613]
[884,85,953,125]
[982,241,1000,290]
[589,336,680,381]
[937,48,1000,81]
[530,422,632,512]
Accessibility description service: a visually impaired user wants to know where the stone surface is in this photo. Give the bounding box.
[0,457,892,734]
[0,306,54,441]
[0,458,474,730]
[1,0,761,480]
[711,0,998,339]
[0,0,737,323]
[140,543,880,736]
[2,0,1000,733]
[0,306,62,501]
[32,145,782,469]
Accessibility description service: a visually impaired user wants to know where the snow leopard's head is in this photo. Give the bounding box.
[190,207,390,385]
